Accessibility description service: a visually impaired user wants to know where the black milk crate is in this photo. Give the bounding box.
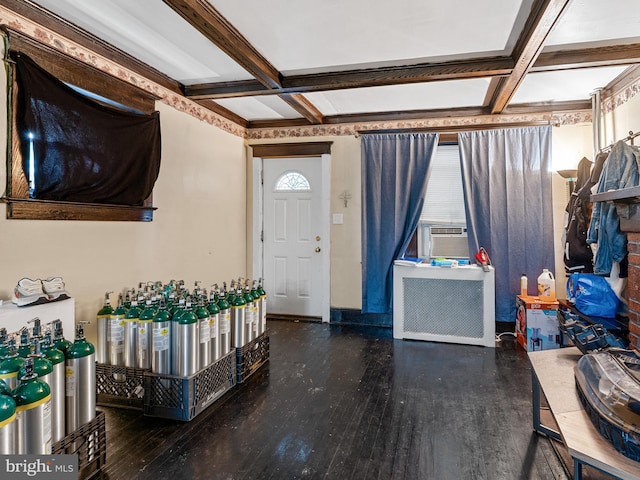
[143,351,236,421]
[236,331,269,383]
[96,363,148,410]
[52,411,106,480]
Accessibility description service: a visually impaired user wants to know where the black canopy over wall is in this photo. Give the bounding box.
[13,53,161,206]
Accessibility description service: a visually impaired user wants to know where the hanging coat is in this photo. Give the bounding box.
[563,156,594,273]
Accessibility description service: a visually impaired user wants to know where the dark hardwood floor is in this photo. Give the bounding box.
[97,320,573,480]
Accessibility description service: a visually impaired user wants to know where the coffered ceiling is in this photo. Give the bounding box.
[10,0,640,128]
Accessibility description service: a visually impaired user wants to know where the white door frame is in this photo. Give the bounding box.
[252,153,331,323]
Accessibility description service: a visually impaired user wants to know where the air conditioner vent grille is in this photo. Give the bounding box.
[431,226,466,235]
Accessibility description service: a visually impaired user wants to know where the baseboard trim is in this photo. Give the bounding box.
[330,308,392,328]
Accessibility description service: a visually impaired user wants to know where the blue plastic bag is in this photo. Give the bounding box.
[566,273,620,318]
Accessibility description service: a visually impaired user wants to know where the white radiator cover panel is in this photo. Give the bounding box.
[393,264,495,347]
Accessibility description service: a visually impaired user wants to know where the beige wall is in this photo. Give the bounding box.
[602,90,640,146]
[0,89,247,343]
[250,127,594,310]
[249,136,363,310]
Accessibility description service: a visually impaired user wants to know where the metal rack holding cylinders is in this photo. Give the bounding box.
[94,277,269,421]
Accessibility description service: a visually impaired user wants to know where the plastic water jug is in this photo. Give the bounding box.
[537,269,556,301]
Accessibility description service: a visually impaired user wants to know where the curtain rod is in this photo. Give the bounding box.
[355,120,553,137]
[599,130,639,153]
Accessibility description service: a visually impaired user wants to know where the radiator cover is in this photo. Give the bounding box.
[393,263,495,347]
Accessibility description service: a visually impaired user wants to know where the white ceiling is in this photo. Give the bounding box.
[25,0,640,124]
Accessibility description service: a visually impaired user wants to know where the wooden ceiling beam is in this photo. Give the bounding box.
[247,99,589,130]
[533,43,640,71]
[195,99,248,128]
[489,0,572,114]
[279,93,324,124]
[162,0,282,89]
[184,41,640,101]
[184,57,515,99]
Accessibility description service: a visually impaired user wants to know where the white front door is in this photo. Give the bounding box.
[263,157,324,317]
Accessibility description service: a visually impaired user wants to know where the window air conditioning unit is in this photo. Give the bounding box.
[429,225,469,259]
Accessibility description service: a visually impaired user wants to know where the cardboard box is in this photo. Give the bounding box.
[516,295,560,351]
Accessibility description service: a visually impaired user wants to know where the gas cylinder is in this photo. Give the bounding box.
[257,278,267,335]
[21,342,53,393]
[29,317,44,349]
[0,380,16,454]
[0,328,8,359]
[20,341,53,449]
[250,280,260,339]
[242,281,256,343]
[0,339,26,390]
[65,322,96,434]
[13,358,52,454]
[109,294,126,368]
[207,288,221,362]
[195,295,211,370]
[123,297,141,368]
[170,296,186,375]
[137,298,155,369]
[123,289,132,310]
[152,298,172,376]
[41,332,65,443]
[17,328,32,358]
[176,297,198,377]
[96,291,113,364]
[231,283,247,348]
[217,284,231,357]
[52,320,72,357]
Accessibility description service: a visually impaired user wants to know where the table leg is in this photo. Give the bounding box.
[531,369,561,440]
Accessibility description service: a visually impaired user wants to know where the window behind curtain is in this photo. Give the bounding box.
[418,144,468,259]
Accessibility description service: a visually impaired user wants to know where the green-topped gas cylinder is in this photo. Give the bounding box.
[137,299,155,369]
[0,388,17,454]
[195,296,211,370]
[257,278,267,336]
[217,285,231,356]
[0,328,8,360]
[207,289,221,362]
[231,285,247,348]
[65,323,95,435]
[96,291,113,364]
[123,298,141,368]
[41,332,65,443]
[244,282,257,342]
[152,299,172,376]
[52,320,72,357]
[0,340,26,390]
[176,297,198,376]
[13,358,52,454]
[17,329,32,358]
[109,294,126,368]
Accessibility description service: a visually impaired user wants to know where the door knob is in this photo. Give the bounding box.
[315,247,321,253]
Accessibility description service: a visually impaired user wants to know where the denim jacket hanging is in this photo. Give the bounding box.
[587,141,640,275]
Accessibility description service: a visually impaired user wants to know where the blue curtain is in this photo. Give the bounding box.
[458,126,553,322]
[361,133,439,313]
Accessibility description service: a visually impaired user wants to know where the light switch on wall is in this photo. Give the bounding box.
[332,213,343,224]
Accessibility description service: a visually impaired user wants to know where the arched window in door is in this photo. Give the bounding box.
[274,171,311,191]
